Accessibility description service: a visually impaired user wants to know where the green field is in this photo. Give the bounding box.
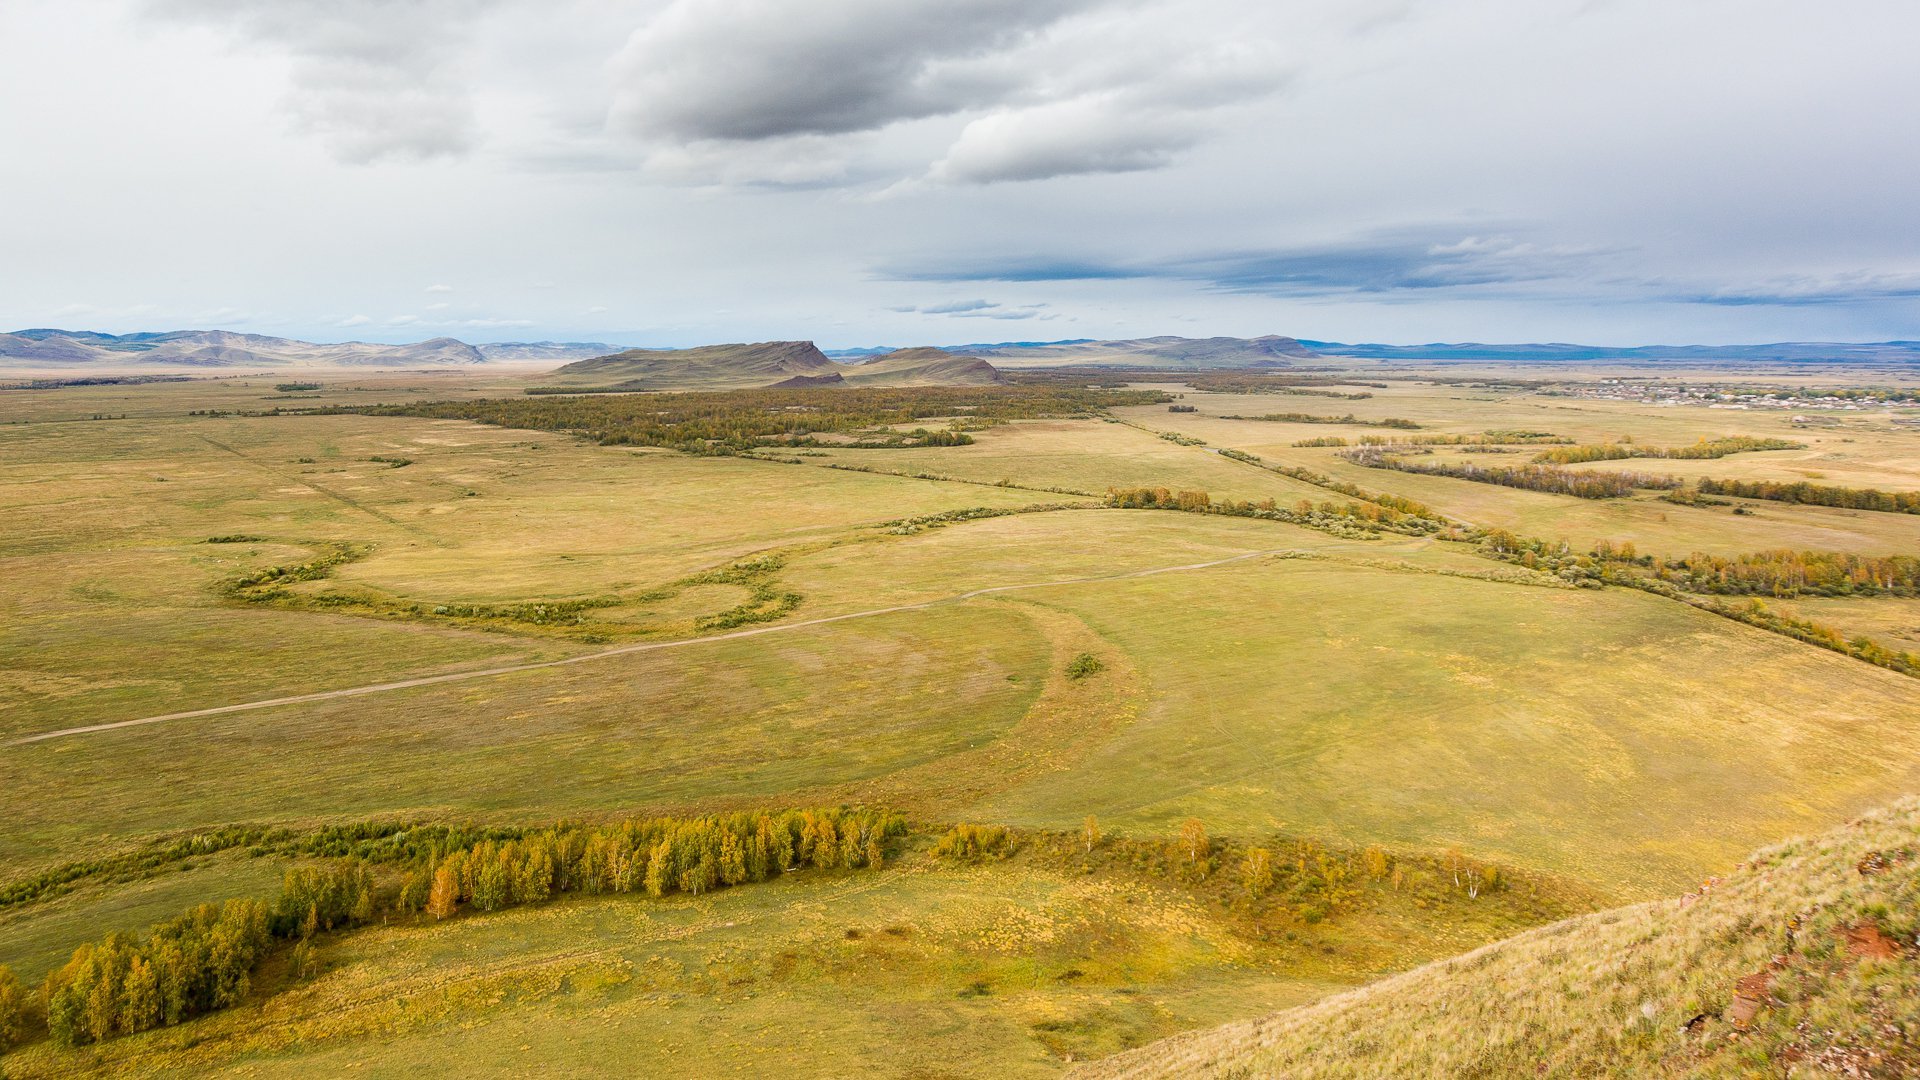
[5,367,1920,1075]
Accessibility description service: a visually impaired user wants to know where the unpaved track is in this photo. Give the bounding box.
[11,548,1301,746]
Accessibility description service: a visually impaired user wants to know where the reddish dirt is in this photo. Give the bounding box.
[1844,923,1902,960]
[1728,970,1775,1030]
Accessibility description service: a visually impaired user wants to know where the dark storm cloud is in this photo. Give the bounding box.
[609,0,1101,143]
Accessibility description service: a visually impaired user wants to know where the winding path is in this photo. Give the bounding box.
[11,548,1302,746]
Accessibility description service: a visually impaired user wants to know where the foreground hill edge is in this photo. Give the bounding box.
[1074,797,1920,1079]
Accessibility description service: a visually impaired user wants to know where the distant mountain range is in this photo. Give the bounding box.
[0,329,617,369]
[828,335,1920,368]
[825,335,1318,368]
[10,327,1920,375]
[1297,339,1920,364]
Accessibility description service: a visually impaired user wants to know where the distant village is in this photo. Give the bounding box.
[1545,380,1920,420]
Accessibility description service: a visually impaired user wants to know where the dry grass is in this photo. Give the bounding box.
[1078,796,1920,1079]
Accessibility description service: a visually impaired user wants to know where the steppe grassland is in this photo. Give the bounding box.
[1123,391,1920,557]
[959,557,1920,895]
[1773,593,1920,654]
[7,369,1920,1076]
[0,369,548,423]
[796,415,1337,505]
[11,499,1920,901]
[0,406,1056,739]
[0,601,1050,868]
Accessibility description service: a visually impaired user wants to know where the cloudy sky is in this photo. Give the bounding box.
[2,0,1916,348]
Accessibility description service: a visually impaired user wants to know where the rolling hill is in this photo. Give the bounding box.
[841,346,1005,385]
[546,340,843,390]
[1076,796,1920,1079]
[544,341,1006,390]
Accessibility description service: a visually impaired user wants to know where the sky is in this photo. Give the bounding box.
[2,0,1917,349]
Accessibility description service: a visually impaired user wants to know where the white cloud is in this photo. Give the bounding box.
[146,0,504,163]
[929,97,1201,184]
[10,0,1920,346]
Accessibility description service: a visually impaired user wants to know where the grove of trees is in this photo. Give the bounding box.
[1533,435,1801,465]
[1697,476,1920,515]
[1338,447,1680,498]
[9,808,904,1051]
[329,385,1168,455]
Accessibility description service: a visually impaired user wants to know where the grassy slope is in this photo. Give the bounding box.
[0,603,1049,868]
[0,836,1592,1080]
[1078,797,1920,1079]
[966,558,1920,896]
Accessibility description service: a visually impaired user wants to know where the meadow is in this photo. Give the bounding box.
[4,364,1920,1075]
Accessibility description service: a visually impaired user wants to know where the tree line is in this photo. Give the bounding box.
[1338,447,1680,498]
[1471,530,1920,675]
[933,817,1517,929]
[0,808,903,1052]
[1358,431,1571,447]
[1221,412,1421,429]
[1599,545,1920,599]
[1533,435,1801,465]
[323,384,1169,455]
[1104,485,1443,538]
[1696,476,1920,515]
[1212,449,1444,520]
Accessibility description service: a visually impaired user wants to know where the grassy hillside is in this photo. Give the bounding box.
[841,347,1005,386]
[1077,796,1920,1079]
[546,341,838,390]
[0,822,1594,1079]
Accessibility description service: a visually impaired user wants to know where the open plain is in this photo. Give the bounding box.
[3,360,1920,1076]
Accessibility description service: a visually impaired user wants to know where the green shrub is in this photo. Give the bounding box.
[1065,653,1104,679]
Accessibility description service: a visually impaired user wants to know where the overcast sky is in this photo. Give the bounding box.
[2,0,1917,348]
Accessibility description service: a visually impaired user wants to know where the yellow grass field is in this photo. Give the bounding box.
[4,367,1920,1076]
